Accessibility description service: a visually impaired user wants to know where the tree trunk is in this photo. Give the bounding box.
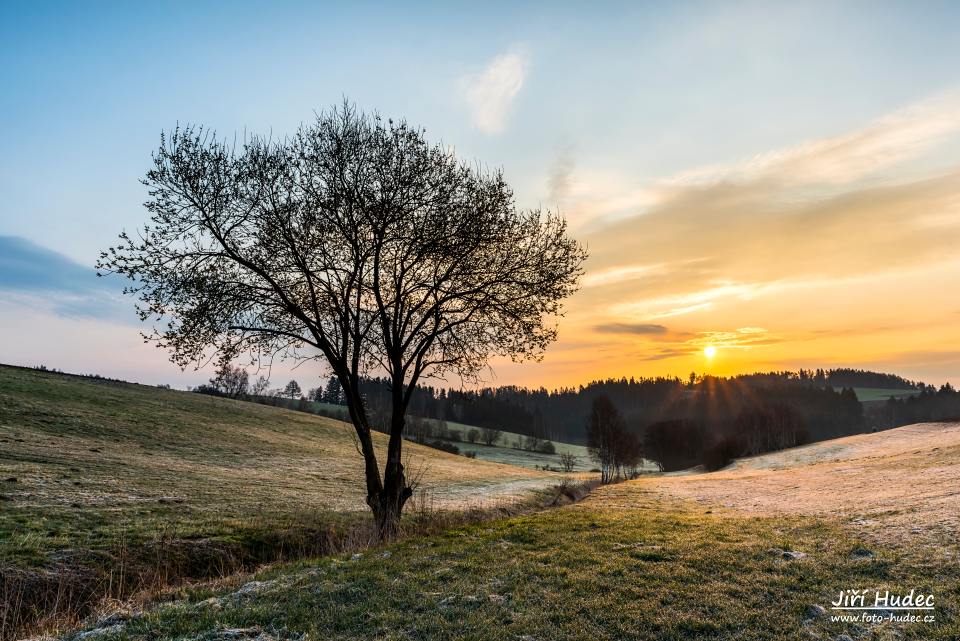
[368,476,413,540]
[366,375,413,540]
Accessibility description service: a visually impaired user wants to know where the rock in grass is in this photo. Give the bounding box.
[850,547,874,559]
[804,604,826,620]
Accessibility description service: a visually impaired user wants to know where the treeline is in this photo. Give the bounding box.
[198,364,947,472]
[196,366,870,443]
[301,371,866,474]
[824,368,921,390]
[877,384,960,427]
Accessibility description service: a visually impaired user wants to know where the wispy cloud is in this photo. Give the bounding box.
[565,92,960,233]
[547,143,575,204]
[593,323,668,335]
[666,92,960,188]
[577,94,960,319]
[461,51,527,135]
[0,235,130,321]
[527,93,960,381]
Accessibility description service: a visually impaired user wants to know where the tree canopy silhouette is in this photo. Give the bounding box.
[98,103,586,537]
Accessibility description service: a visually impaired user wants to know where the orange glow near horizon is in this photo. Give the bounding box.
[482,97,960,389]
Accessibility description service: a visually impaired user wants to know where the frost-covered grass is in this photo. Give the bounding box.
[80,487,957,640]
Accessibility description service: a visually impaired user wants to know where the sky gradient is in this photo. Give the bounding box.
[2,1,959,390]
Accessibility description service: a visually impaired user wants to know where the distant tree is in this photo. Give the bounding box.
[481,426,502,446]
[407,416,429,443]
[523,434,541,451]
[584,396,642,481]
[616,431,644,478]
[643,419,707,472]
[283,380,302,400]
[559,452,578,473]
[466,428,480,444]
[209,363,249,399]
[250,376,270,396]
[97,103,585,538]
[323,376,343,404]
[586,396,624,483]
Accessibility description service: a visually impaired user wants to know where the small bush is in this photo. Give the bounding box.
[423,439,460,455]
[702,436,743,471]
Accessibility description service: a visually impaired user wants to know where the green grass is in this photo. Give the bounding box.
[272,401,603,472]
[0,365,556,570]
[0,364,565,639]
[79,489,958,640]
[435,438,597,471]
[432,420,600,472]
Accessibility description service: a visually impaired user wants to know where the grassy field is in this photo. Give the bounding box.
[432,421,597,472]
[0,365,565,569]
[6,364,955,640]
[61,422,960,640]
[70,483,957,641]
[0,365,571,638]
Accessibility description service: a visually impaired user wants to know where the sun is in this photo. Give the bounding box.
[704,345,717,359]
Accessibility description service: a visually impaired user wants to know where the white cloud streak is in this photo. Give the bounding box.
[462,52,527,135]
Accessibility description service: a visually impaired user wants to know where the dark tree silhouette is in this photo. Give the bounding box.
[586,395,641,483]
[480,426,502,446]
[210,363,249,398]
[284,380,302,400]
[98,103,586,538]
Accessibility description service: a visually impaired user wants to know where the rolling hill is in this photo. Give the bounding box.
[0,364,572,639]
[58,420,960,640]
[0,365,563,568]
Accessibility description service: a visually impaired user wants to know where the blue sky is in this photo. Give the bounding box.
[2,1,959,388]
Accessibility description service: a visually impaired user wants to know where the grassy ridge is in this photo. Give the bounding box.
[0,365,557,568]
[0,364,562,639]
[78,486,958,640]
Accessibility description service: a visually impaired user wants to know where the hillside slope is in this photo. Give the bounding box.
[64,422,959,641]
[0,365,556,568]
[625,421,960,546]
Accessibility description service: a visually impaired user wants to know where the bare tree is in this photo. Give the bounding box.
[250,376,270,396]
[209,363,249,398]
[586,396,622,483]
[559,452,578,473]
[98,103,586,538]
[585,395,641,483]
[480,426,502,447]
